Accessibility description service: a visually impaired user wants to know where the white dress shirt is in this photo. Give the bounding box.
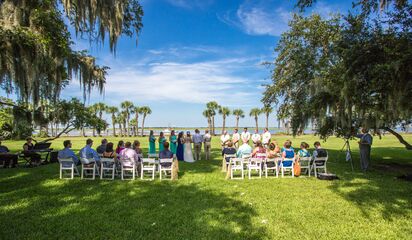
[232,133,240,143]
[220,134,230,144]
[241,131,250,142]
[262,131,271,144]
[251,133,261,143]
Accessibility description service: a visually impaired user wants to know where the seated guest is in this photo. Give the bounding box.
[102,142,116,159]
[23,137,41,165]
[252,140,266,158]
[267,142,280,158]
[79,139,100,164]
[281,140,295,168]
[237,140,252,158]
[96,139,108,154]
[115,140,125,155]
[222,141,237,163]
[0,140,18,168]
[133,140,143,155]
[119,141,139,163]
[312,141,328,165]
[297,142,311,160]
[159,141,173,167]
[58,140,80,165]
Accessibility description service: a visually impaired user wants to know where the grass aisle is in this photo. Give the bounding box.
[1,135,412,239]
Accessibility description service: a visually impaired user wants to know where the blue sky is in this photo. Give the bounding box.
[4,0,354,128]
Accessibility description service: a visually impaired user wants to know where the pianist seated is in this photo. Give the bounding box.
[58,140,80,165]
[23,137,41,165]
[0,141,18,168]
[79,139,101,164]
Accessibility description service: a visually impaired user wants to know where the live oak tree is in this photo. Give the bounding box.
[263,3,412,149]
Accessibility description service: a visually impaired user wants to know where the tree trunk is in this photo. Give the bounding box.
[141,115,146,136]
[212,117,215,135]
[135,115,139,137]
[383,127,412,150]
[208,117,212,133]
[236,116,239,129]
[266,113,269,129]
[222,116,226,134]
[112,116,116,136]
[255,116,258,131]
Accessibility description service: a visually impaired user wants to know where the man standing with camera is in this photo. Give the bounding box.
[356,128,373,171]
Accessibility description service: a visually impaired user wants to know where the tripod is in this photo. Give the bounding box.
[341,139,354,171]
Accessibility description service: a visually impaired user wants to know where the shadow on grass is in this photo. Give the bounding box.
[0,169,266,239]
[324,147,412,222]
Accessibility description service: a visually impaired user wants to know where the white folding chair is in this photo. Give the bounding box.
[229,158,244,180]
[248,158,262,179]
[141,158,156,180]
[100,158,116,180]
[299,157,312,176]
[264,157,279,178]
[159,158,173,180]
[120,158,136,180]
[311,156,328,177]
[223,154,236,172]
[58,158,79,179]
[281,157,295,177]
[81,158,99,180]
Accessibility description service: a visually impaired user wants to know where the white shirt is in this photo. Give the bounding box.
[232,133,240,143]
[262,131,271,144]
[251,133,261,143]
[203,133,211,143]
[241,131,250,142]
[220,134,230,144]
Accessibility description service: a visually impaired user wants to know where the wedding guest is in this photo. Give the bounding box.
[312,141,328,166]
[159,142,173,168]
[297,142,310,160]
[159,132,166,152]
[96,139,108,154]
[267,142,281,158]
[281,140,295,168]
[237,140,252,158]
[133,140,142,155]
[79,139,101,164]
[356,128,373,171]
[176,131,184,161]
[149,130,156,154]
[241,127,251,143]
[232,128,240,148]
[262,128,271,148]
[251,129,261,147]
[0,141,18,168]
[115,140,125,155]
[23,137,41,165]
[222,141,237,163]
[58,140,80,165]
[220,130,230,149]
[252,140,266,158]
[193,129,203,161]
[102,142,117,159]
[119,141,139,163]
[203,130,212,160]
[169,130,177,155]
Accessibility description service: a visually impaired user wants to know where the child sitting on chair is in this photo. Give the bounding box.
[281,140,295,167]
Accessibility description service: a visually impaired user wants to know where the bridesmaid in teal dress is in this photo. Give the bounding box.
[169,130,177,154]
[159,131,166,152]
[149,130,156,154]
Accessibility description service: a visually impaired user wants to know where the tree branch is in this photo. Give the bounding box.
[39,125,75,143]
[383,127,412,150]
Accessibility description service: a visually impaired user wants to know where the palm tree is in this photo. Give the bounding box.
[249,108,261,132]
[119,110,128,137]
[116,115,124,137]
[203,109,213,133]
[120,101,134,136]
[219,106,231,134]
[140,106,152,136]
[131,106,142,137]
[106,106,118,136]
[94,102,107,136]
[232,109,245,129]
[206,101,219,135]
[261,105,273,129]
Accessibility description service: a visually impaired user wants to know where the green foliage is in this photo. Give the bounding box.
[0,98,13,139]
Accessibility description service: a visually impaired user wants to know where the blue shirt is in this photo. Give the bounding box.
[58,148,79,165]
[192,133,203,144]
[356,133,373,145]
[79,145,101,161]
[237,143,252,157]
[159,149,174,159]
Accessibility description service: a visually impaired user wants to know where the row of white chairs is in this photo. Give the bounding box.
[58,156,175,181]
[225,153,328,179]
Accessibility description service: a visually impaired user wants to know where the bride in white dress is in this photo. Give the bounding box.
[183,131,195,163]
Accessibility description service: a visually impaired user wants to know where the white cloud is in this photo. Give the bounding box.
[101,58,260,106]
[165,0,214,10]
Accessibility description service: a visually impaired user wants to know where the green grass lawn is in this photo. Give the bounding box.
[1,135,412,239]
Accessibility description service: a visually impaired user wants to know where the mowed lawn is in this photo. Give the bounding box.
[1,135,412,239]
